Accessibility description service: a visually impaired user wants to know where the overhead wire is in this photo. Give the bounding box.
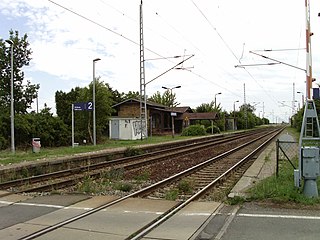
[99,0,187,57]
[190,0,276,104]
[190,0,240,62]
[143,1,246,100]
[190,0,298,109]
[143,1,206,57]
[97,0,245,102]
[47,0,298,114]
[48,0,179,63]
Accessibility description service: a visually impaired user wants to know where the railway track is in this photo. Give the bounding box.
[0,127,276,195]
[17,126,283,240]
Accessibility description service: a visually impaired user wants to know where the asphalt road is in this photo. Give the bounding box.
[195,202,320,240]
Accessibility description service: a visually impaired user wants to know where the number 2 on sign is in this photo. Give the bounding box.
[87,101,93,110]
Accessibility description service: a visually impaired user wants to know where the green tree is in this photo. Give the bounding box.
[34,105,69,147]
[0,30,39,114]
[88,80,114,142]
[55,79,114,144]
[148,90,180,107]
[236,104,259,129]
[0,105,69,149]
[55,87,83,126]
[240,103,256,113]
[196,102,214,113]
[122,91,140,101]
[193,101,223,130]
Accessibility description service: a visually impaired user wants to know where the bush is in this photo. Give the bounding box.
[206,125,220,134]
[0,136,8,150]
[181,125,206,136]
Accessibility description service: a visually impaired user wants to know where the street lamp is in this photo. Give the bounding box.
[233,100,239,131]
[214,92,222,109]
[297,91,304,109]
[93,58,101,146]
[162,85,181,138]
[6,39,15,154]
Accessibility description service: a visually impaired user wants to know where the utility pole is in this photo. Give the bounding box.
[305,0,312,100]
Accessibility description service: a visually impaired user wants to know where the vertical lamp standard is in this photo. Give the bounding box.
[297,91,304,109]
[233,100,239,131]
[214,92,222,109]
[93,58,101,146]
[6,40,15,153]
[162,85,181,138]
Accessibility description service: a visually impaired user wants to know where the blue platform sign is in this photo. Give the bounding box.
[74,102,93,111]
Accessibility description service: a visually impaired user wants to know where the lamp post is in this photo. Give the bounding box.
[233,100,239,131]
[297,91,304,109]
[162,85,181,138]
[214,92,222,109]
[93,58,101,146]
[6,39,15,154]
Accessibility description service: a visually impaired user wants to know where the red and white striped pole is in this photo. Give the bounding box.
[305,0,312,100]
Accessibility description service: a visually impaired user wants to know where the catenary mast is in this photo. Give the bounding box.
[139,0,147,139]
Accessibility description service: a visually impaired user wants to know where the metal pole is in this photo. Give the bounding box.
[215,96,216,109]
[36,92,39,114]
[162,86,181,138]
[6,40,15,153]
[276,139,279,177]
[214,92,221,109]
[93,58,101,146]
[93,61,96,145]
[72,104,74,148]
[171,89,175,138]
[233,100,239,131]
[10,42,14,153]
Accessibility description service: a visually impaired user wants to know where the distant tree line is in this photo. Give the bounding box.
[0,30,269,150]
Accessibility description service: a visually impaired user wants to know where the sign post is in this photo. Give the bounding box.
[71,102,93,147]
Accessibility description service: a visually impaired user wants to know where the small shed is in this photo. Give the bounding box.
[109,117,143,140]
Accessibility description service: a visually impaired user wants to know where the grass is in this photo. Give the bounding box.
[247,160,320,205]
[76,170,134,194]
[0,135,194,165]
[245,126,320,206]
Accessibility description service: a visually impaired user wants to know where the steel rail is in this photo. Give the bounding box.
[0,129,269,191]
[17,128,276,194]
[129,127,282,239]
[18,127,283,240]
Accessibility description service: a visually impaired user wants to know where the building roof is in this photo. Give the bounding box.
[112,99,218,120]
[172,106,193,113]
[112,98,167,109]
[176,112,218,120]
[112,99,194,113]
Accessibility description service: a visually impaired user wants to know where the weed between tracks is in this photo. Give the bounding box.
[164,180,194,201]
[74,168,151,195]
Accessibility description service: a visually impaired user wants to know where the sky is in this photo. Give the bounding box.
[1,0,320,123]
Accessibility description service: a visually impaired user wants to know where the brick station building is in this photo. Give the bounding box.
[109,99,219,139]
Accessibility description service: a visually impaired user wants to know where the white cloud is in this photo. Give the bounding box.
[1,0,320,122]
